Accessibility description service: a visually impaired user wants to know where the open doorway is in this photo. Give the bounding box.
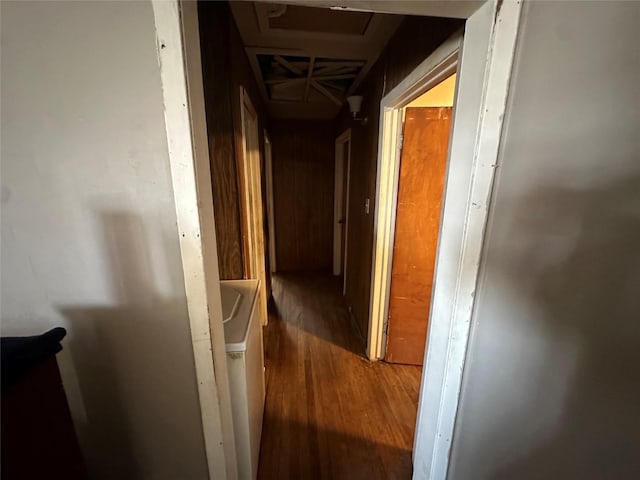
[175,0,522,478]
[384,73,457,365]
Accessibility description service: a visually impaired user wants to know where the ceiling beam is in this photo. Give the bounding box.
[265,77,306,85]
[314,60,366,68]
[274,55,305,76]
[310,80,342,106]
[304,56,316,101]
[314,73,358,81]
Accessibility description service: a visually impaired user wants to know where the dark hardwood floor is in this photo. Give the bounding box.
[258,272,422,480]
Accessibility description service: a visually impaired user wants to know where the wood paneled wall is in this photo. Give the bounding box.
[271,121,335,272]
[198,2,269,280]
[335,15,463,340]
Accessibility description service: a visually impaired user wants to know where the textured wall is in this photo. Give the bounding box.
[450,2,640,478]
[0,1,209,478]
[271,120,335,272]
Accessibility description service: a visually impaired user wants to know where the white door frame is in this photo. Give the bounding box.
[366,2,523,479]
[159,1,523,479]
[264,131,277,273]
[333,129,351,293]
[152,1,238,478]
[239,86,269,326]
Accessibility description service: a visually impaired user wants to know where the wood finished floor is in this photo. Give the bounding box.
[258,272,422,480]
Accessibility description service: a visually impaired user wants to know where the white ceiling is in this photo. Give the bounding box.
[230,2,404,120]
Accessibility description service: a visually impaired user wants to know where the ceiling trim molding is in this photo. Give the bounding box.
[256,0,483,19]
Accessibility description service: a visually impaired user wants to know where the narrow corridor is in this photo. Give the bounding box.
[258,273,422,479]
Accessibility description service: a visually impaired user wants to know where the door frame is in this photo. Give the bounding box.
[333,128,351,294]
[369,40,459,362]
[264,130,277,273]
[239,86,269,326]
[158,1,523,479]
[367,2,522,478]
[151,1,238,478]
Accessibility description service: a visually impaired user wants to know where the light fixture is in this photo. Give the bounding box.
[346,95,368,125]
[346,95,363,117]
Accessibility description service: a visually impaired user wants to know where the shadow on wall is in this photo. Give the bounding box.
[58,212,207,480]
[483,176,640,479]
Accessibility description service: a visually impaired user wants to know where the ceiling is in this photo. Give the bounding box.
[230,2,404,120]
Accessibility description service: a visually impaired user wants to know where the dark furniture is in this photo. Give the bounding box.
[1,328,87,480]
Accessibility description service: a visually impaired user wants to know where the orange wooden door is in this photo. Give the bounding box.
[385,107,452,365]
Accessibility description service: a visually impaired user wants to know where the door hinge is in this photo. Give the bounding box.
[398,134,404,151]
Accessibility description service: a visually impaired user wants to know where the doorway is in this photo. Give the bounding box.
[240,86,269,326]
[333,129,351,295]
[384,75,456,365]
[161,1,523,478]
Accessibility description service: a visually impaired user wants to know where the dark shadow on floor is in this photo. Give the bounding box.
[261,271,422,479]
[258,416,414,480]
[269,271,366,357]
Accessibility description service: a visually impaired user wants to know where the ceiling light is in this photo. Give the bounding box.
[346,95,368,126]
[347,95,363,118]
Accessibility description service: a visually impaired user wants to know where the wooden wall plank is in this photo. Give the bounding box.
[271,121,335,272]
[199,2,270,281]
[199,1,243,280]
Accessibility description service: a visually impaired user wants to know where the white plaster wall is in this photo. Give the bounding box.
[449,1,640,479]
[1,1,209,478]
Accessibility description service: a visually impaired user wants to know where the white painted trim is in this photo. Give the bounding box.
[264,132,277,273]
[368,33,461,362]
[152,2,237,479]
[413,2,523,479]
[333,129,351,279]
[364,1,522,478]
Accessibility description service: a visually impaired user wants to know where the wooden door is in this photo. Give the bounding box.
[385,107,452,365]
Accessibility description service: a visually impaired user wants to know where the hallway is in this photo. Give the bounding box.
[258,273,422,479]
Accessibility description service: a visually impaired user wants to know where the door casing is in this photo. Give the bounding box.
[158,1,524,479]
[367,3,523,478]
